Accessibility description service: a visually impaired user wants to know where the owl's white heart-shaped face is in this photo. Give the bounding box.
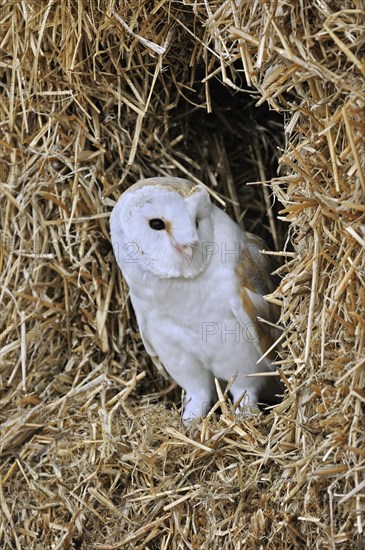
[110,178,214,278]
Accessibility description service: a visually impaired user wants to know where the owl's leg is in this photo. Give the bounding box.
[181,371,215,425]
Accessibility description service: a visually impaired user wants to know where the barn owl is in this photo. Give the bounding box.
[110,177,281,424]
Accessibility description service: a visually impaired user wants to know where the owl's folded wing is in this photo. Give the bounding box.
[230,233,280,366]
[135,311,171,380]
[136,315,157,357]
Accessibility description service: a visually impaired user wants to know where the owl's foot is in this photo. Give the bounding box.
[182,392,212,426]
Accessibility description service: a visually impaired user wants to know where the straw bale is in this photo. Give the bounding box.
[0,1,364,548]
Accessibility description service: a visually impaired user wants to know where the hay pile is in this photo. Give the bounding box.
[1,1,364,548]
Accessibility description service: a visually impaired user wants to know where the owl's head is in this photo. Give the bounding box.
[110,177,214,279]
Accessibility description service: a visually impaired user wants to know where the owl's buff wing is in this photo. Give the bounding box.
[231,233,280,364]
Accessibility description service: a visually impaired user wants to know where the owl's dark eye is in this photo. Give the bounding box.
[149,218,166,231]
[195,219,199,229]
